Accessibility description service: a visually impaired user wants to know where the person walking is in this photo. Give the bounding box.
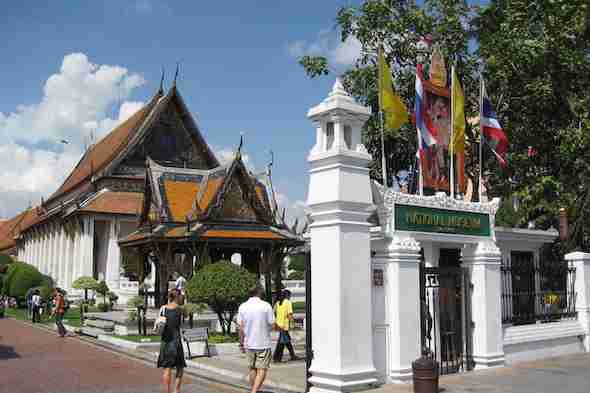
[238,286,276,393]
[51,288,67,337]
[31,290,42,323]
[157,290,186,393]
[273,289,299,362]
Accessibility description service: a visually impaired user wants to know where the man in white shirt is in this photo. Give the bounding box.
[238,286,276,393]
[175,274,187,304]
[31,290,42,323]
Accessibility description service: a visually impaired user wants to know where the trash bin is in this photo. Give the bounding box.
[412,355,439,393]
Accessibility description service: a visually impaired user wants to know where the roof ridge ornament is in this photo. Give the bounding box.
[159,66,165,94]
[173,62,180,87]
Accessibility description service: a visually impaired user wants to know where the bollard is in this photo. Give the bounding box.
[412,355,439,393]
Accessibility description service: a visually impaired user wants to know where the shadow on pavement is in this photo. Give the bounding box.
[0,344,20,360]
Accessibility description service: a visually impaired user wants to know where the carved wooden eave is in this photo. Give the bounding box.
[199,155,273,225]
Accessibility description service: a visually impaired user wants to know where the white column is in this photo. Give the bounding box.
[565,252,590,351]
[71,225,81,285]
[57,227,65,287]
[462,240,505,368]
[106,219,121,290]
[50,225,57,279]
[63,232,72,291]
[374,236,422,382]
[80,216,94,278]
[307,79,377,393]
[41,229,48,274]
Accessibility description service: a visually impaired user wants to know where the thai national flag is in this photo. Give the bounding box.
[414,64,438,151]
[481,94,508,167]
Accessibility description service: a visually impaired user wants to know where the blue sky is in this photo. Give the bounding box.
[0,0,487,221]
[0,0,362,220]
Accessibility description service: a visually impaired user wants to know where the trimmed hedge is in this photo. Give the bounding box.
[2,262,49,304]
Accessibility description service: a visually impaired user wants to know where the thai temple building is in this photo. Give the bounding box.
[0,81,300,302]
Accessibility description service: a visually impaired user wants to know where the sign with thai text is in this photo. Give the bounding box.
[394,204,490,236]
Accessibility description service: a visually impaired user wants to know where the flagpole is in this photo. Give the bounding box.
[450,64,455,199]
[380,110,388,187]
[378,48,388,187]
[479,75,484,201]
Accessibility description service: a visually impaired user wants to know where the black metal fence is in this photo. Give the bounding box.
[501,251,577,325]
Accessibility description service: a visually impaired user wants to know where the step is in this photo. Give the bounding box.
[84,319,115,331]
[79,327,103,338]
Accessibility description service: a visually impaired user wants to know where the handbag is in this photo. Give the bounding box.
[153,306,167,335]
[279,330,289,345]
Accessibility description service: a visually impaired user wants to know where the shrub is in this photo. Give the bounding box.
[0,253,13,267]
[72,276,99,301]
[186,261,256,335]
[95,280,110,307]
[292,301,305,313]
[288,271,305,280]
[2,262,46,304]
[127,295,145,309]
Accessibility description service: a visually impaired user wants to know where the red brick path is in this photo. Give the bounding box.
[0,318,234,393]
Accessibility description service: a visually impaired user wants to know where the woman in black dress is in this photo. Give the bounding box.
[158,290,187,393]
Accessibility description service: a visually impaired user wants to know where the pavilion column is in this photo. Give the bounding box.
[62,229,72,290]
[42,227,49,275]
[50,224,57,279]
[106,219,121,290]
[155,244,173,307]
[462,240,505,369]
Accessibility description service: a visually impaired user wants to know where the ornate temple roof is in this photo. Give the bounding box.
[119,154,301,247]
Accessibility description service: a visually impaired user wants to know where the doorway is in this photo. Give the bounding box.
[420,248,473,374]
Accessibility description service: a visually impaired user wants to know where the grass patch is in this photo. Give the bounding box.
[208,333,239,344]
[112,335,161,343]
[5,306,94,327]
[292,302,305,313]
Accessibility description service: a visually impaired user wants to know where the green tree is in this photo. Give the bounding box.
[72,276,99,302]
[1,262,47,305]
[95,280,110,311]
[300,0,478,187]
[186,261,257,335]
[300,0,590,250]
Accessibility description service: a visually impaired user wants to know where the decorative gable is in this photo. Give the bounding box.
[210,175,258,222]
[115,102,214,175]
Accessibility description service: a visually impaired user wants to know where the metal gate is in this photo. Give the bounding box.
[420,264,473,375]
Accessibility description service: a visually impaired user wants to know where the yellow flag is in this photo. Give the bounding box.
[451,68,465,154]
[378,49,408,130]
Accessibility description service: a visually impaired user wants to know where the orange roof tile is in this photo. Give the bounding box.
[81,192,143,215]
[198,177,224,210]
[47,102,154,203]
[0,209,40,252]
[163,180,200,222]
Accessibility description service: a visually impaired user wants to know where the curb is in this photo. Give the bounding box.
[7,316,303,393]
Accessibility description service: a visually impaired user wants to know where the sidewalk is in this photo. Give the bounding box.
[20,316,590,393]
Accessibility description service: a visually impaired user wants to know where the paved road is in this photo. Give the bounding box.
[0,318,242,393]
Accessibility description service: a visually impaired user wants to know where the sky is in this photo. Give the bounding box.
[0,1,371,222]
[0,1,487,223]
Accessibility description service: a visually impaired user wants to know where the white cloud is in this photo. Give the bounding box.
[286,29,362,68]
[275,191,309,232]
[0,53,146,218]
[214,146,255,173]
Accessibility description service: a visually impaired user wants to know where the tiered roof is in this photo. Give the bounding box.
[119,155,299,247]
[0,84,219,253]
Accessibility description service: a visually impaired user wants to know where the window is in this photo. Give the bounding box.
[326,122,334,150]
[344,125,352,149]
[501,250,576,325]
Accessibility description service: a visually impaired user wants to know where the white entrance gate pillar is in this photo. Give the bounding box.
[307,79,377,392]
[462,240,504,368]
[380,236,422,382]
[564,251,590,351]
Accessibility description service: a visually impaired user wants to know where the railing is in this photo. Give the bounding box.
[501,252,577,325]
